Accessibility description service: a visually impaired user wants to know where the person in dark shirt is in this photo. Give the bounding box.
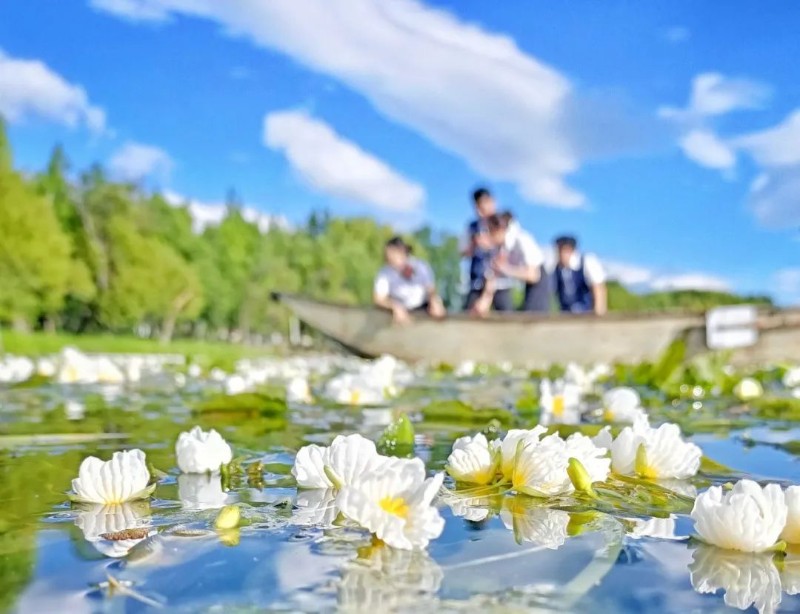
[553,235,608,315]
[461,187,513,312]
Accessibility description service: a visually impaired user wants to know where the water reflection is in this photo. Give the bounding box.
[291,488,338,527]
[177,473,230,510]
[689,545,782,614]
[74,502,153,558]
[500,498,570,549]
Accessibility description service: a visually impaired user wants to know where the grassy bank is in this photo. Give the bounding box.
[0,330,276,366]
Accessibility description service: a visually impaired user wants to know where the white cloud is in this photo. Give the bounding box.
[264,110,425,213]
[91,0,589,208]
[649,273,730,292]
[163,189,289,234]
[0,49,106,132]
[89,0,171,22]
[659,73,770,121]
[108,141,173,182]
[733,109,800,167]
[663,26,690,44]
[604,260,655,286]
[747,167,800,229]
[679,129,736,170]
[773,268,800,304]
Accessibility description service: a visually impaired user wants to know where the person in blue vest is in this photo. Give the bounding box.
[553,235,608,315]
[461,187,514,312]
[472,212,549,316]
[373,236,446,324]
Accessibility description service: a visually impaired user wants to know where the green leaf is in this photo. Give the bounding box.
[377,413,415,457]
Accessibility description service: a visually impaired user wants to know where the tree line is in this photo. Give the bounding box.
[0,120,771,343]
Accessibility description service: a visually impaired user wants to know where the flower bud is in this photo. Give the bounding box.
[567,457,595,496]
[214,504,240,530]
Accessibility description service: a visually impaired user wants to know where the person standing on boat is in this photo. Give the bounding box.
[461,187,512,311]
[373,236,446,324]
[473,212,549,316]
[553,235,608,315]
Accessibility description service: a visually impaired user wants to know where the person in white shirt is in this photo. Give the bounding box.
[373,236,446,324]
[553,235,607,315]
[472,212,550,316]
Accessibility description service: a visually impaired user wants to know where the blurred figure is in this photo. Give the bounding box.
[461,187,509,311]
[473,212,548,316]
[554,235,607,315]
[373,236,446,324]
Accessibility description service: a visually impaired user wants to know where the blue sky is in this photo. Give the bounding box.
[1,0,798,302]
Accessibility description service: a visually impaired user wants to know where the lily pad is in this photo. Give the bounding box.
[193,393,288,417]
[420,399,513,426]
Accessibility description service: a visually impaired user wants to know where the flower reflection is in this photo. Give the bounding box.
[75,501,153,558]
[177,473,229,510]
[627,515,681,540]
[337,542,443,611]
[291,488,339,527]
[689,544,782,614]
[500,497,569,549]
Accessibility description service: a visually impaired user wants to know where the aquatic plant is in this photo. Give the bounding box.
[175,426,233,474]
[70,449,154,504]
[445,433,500,485]
[610,421,702,479]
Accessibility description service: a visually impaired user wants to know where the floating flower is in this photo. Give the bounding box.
[286,376,312,404]
[336,458,445,550]
[291,489,338,527]
[224,374,249,395]
[175,426,233,474]
[501,497,570,549]
[71,449,154,504]
[511,433,610,497]
[75,502,153,558]
[783,367,800,389]
[781,485,800,544]
[293,433,384,490]
[691,480,787,553]
[177,473,229,510]
[611,422,701,479]
[734,377,764,401]
[498,427,547,482]
[539,379,582,425]
[445,433,500,485]
[689,544,782,614]
[602,387,648,424]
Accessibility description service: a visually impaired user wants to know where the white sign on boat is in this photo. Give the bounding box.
[706,305,758,350]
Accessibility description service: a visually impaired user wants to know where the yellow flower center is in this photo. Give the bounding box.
[350,389,361,405]
[603,409,615,422]
[553,395,565,417]
[634,443,659,479]
[379,496,409,519]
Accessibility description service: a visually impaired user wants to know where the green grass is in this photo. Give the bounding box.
[0,329,275,367]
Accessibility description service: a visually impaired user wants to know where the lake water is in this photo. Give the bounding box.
[1,353,799,613]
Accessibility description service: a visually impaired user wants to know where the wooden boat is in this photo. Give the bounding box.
[273,293,800,367]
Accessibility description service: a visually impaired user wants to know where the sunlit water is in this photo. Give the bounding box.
[1,358,799,613]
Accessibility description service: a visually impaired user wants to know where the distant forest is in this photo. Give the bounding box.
[0,120,772,343]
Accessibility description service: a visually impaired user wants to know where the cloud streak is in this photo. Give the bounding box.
[90,0,596,209]
[108,141,173,182]
[0,49,106,132]
[264,110,425,213]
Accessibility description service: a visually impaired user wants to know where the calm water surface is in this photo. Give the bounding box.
[1,360,799,613]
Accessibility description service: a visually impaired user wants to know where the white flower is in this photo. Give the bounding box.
[75,502,153,558]
[627,515,681,540]
[454,361,476,378]
[511,433,610,497]
[175,426,233,474]
[292,489,339,527]
[292,433,383,490]
[64,400,85,421]
[188,364,202,378]
[286,377,312,404]
[611,422,701,479]
[734,377,764,401]
[95,356,125,384]
[602,387,648,424]
[224,374,249,395]
[592,426,613,451]
[324,373,387,406]
[691,480,787,553]
[498,427,547,482]
[501,498,570,549]
[539,379,582,425]
[177,473,229,510]
[36,358,56,377]
[446,497,491,522]
[781,485,800,544]
[445,433,500,485]
[784,367,800,389]
[337,458,445,550]
[690,545,782,614]
[71,449,153,504]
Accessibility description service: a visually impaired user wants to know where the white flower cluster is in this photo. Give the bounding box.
[292,434,444,550]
